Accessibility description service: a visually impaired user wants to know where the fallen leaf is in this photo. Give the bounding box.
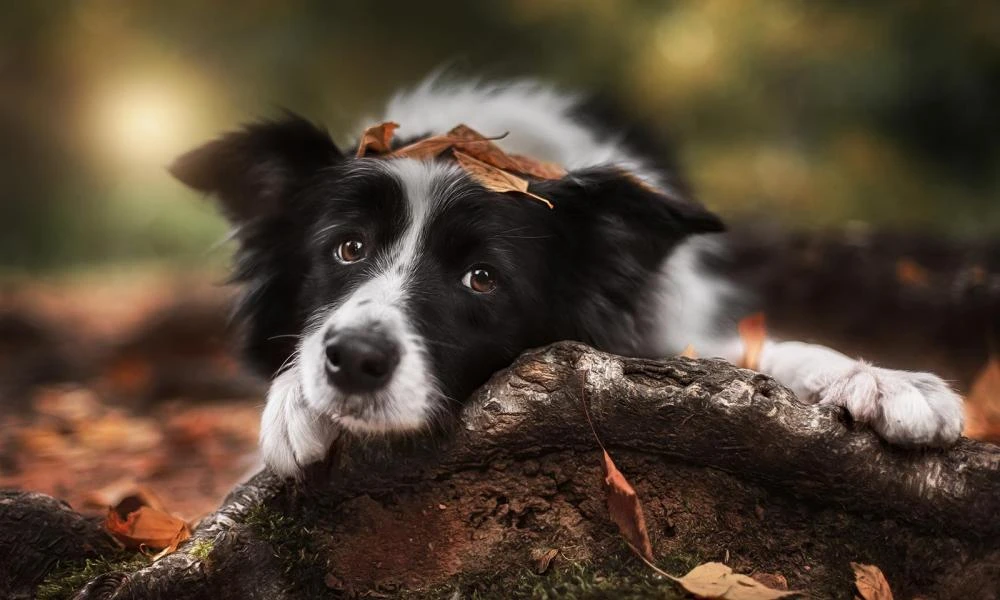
[453,150,553,208]
[670,562,800,599]
[602,450,655,563]
[389,124,506,162]
[531,547,560,574]
[964,358,1000,443]
[851,562,894,600]
[680,344,698,358]
[107,505,190,551]
[895,258,929,287]
[508,153,567,180]
[750,572,788,590]
[355,121,399,157]
[105,490,190,557]
[389,134,458,160]
[579,373,655,564]
[738,313,768,371]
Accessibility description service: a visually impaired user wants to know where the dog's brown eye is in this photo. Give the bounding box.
[462,266,496,293]
[336,239,365,263]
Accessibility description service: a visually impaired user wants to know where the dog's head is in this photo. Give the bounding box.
[171,115,723,434]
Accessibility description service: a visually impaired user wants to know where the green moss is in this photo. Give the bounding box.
[243,504,329,595]
[187,538,215,562]
[36,554,148,600]
[403,551,688,600]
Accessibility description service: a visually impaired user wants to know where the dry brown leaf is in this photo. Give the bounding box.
[105,490,190,558]
[750,572,788,590]
[738,313,768,371]
[106,505,190,551]
[602,449,654,563]
[531,547,560,574]
[579,373,655,564]
[669,562,800,599]
[680,344,698,358]
[851,562,894,600]
[355,121,399,157]
[453,150,553,208]
[389,134,458,160]
[964,358,1000,442]
[508,153,567,180]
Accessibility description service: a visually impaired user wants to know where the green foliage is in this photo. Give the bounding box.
[3,1,998,272]
[35,553,148,600]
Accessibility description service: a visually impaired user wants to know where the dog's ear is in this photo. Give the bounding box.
[537,166,724,250]
[170,114,341,224]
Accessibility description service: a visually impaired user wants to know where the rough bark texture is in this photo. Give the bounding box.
[3,342,1000,599]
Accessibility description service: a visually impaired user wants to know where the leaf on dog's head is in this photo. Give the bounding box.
[356,121,399,157]
[508,154,567,180]
[738,313,768,371]
[668,562,800,599]
[453,150,554,209]
[851,562,894,600]
[389,135,457,160]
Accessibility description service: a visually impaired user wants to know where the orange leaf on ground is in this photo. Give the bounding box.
[579,373,655,564]
[602,449,655,563]
[105,491,190,556]
[669,562,800,599]
[851,562,894,600]
[964,358,1000,443]
[355,121,399,157]
[453,150,553,208]
[738,313,768,371]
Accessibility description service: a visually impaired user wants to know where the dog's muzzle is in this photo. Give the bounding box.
[323,327,401,394]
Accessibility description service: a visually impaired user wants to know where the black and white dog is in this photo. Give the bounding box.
[171,77,964,477]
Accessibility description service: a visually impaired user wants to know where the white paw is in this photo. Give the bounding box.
[259,368,340,478]
[807,362,964,446]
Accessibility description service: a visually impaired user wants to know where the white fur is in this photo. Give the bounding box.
[260,160,456,476]
[638,237,742,358]
[757,341,964,445]
[259,367,339,478]
[377,76,667,190]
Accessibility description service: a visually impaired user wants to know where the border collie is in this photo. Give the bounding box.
[171,77,964,477]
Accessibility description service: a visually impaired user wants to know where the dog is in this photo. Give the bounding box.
[170,77,965,478]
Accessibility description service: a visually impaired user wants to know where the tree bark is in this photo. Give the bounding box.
[3,342,999,599]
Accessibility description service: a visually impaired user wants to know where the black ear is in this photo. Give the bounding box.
[169,113,341,224]
[537,166,725,240]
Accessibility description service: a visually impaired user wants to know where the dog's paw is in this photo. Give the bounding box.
[259,368,339,478]
[808,362,964,446]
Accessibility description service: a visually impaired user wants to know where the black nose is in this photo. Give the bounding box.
[324,328,401,393]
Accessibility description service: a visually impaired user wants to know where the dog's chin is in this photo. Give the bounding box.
[300,380,434,435]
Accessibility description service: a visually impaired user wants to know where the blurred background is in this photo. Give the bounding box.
[0,1,998,517]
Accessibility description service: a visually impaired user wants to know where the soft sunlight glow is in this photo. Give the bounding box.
[94,81,193,168]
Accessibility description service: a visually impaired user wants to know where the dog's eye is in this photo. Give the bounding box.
[461,266,496,293]
[336,239,366,263]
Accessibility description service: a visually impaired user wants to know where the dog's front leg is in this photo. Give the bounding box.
[259,367,340,478]
[752,340,964,446]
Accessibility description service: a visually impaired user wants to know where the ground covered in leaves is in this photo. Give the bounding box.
[1,266,998,599]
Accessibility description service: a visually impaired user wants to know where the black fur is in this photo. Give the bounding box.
[172,115,724,412]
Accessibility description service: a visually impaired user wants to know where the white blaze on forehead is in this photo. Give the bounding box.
[294,158,462,434]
